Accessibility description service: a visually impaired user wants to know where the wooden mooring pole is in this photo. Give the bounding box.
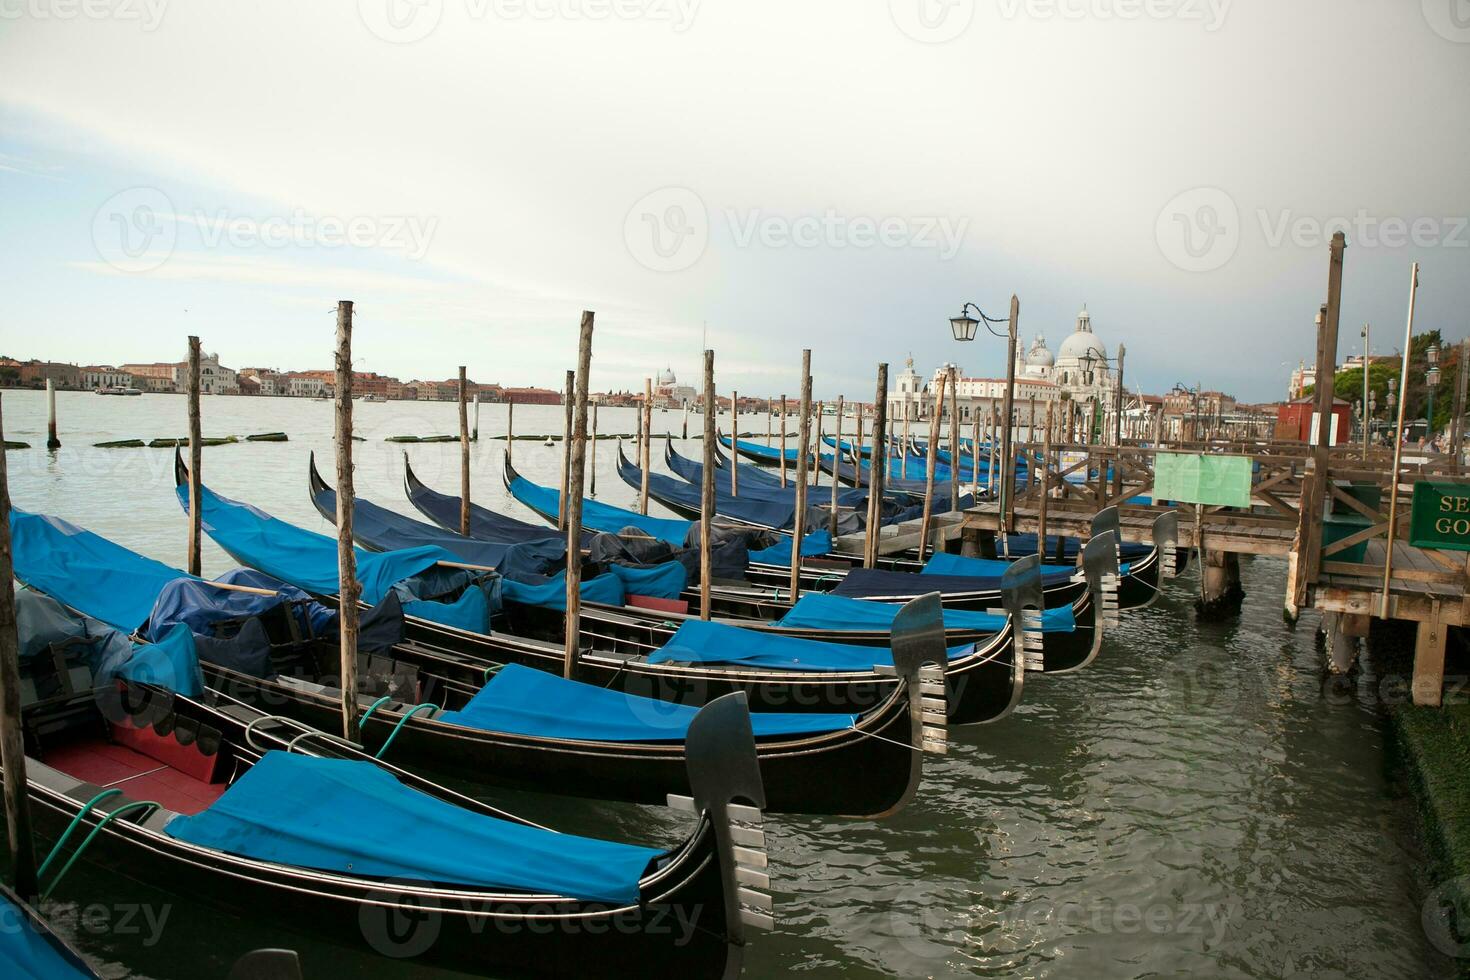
[917,378,948,564]
[1000,296,1020,529]
[589,402,599,497]
[0,395,38,899]
[779,395,788,488]
[640,378,652,515]
[558,370,573,530]
[730,390,739,498]
[829,395,844,536]
[1381,261,1420,620]
[813,402,823,489]
[864,366,889,568]
[789,352,812,599]
[333,301,361,743]
[564,312,594,679]
[949,367,960,513]
[506,400,514,463]
[458,366,471,537]
[700,350,716,620]
[45,379,59,450]
[186,336,203,577]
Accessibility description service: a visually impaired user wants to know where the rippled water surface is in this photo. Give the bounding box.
[1,390,1453,979]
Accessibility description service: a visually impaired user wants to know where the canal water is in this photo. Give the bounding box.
[1,389,1455,979]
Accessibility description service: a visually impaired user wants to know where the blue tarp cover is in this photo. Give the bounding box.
[0,893,95,980]
[164,751,660,904]
[832,566,1075,599]
[439,663,856,741]
[10,510,187,632]
[748,530,833,566]
[774,592,1075,634]
[147,569,336,643]
[502,571,625,611]
[647,619,974,671]
[620,451,797,530]
[922,552,1076,578]
[606,561,688,599]
[403,585,491,633]
[408,465,592,546]
[508,472,691,545]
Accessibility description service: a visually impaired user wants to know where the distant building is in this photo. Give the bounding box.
[500,386,562,405]
[285,374,327,398]
[1287,361,1317,400]
[19,361,81,389]
[652,366,697,409]
[80,365,137,390]
[119,352,237,394]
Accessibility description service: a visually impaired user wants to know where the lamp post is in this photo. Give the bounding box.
[1426,343,1441,445]
[949,300,1017,521]
[1360,324,1371,455]
[1386,377,1397,445]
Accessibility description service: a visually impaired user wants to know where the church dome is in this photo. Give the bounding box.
[657,366,677,386]
[1056,304,1106,364]
[1026,334,1054,367]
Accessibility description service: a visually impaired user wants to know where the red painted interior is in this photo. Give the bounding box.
[627,594,690,615]
[112,718,221,783]
[41,727,229,816]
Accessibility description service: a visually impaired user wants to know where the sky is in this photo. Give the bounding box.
[1,1,1467,403]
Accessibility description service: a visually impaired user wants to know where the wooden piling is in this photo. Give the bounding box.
[1453,338,1470,464]
[1381,261,1420,619]
[564,312,594,679]
[458,366,471,537]
[902,406,911,480]
[1037,400,1053,546]
[949,368,961,513]
[333,301,361,744]
[917,378,948,564]
[999,296,1020,529]
[506,400,515,462]
[829,395,844,535]
[589,402,599,497]
[790,351,812,598]
[766,399,773,447]
[45,379,59,450]
[473,390,480,442]
[640,378,652,515]
[0,394,38,898]
[863,366,888,569]
[730,390,739,498]
[558,370,573,530]
[186,336,203,577]
[813,402,823,489]
[779,395,789,488]
[971,413,981,502]
[700,351,716,620]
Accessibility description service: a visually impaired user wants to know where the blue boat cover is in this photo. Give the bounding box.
[403,584,492,633]
[15,587,205,698]
[502,570,625,611]
[439,663,856,741]
[313,477,566,577]
[164,751,661,903]
[408,464,593,547]
[147,568,337,644]
[0,893,95,980]
[508,471,692,545]
[605,561,688,599]
[832,566,1075,599]
[660,445,872,511]
[748,529,832,566]
[647,619,974,671]
[666,440,783,489]
[774,592,1075,634]
[10,510,188,632]
[922,552,1076,578]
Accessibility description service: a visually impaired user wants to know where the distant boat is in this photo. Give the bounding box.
[361,394,386,403]
[96,386,142,396]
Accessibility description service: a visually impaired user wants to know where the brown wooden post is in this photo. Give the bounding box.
[949,368,961,513]
[855,404,865,485]
[1452,338,1470,464]
[640,378,652,515]
[1301,235,1346,605]
[1113,343,1126,495]
[730,390,739,497]
[564,312,594,678]
[829,395,844,535]
[779,395,789,487]
[917,380,948,563]
[0,395,37,898]
[458,366,471,536]
[333,301,361,743]
[558,369,573,530]
[1000,296,1020,529]
[589,401,599,497]
[902,404,912,480]
[766,398,773,446]
[186,336,203,577]
[473,389,480,442]
[1413,610,1448,707]
[813,402,823,489]
[700,351,716,619]
[971,412,982,502]
[1038,400,1054,549]
[1381,262,1421,617]
[789,352,813,598]
[863,364,889,568]
[506,400,514,462]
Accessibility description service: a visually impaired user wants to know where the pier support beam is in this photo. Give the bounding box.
[1320,611,1363,674]
[1413,608,1448,707]
[1196,546,1244,619]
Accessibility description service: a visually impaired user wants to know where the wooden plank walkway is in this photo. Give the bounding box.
[961,501,1297,557]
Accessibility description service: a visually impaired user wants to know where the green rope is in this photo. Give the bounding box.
[374,703,437,760]
[357,695,394,730]
[482,663,504,683]
[38,789,121,880]
[41,794,159,898]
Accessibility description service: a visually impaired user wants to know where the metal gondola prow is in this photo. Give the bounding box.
[669,691,771,962]
[1154,510,1181,579]
[1081,530,1121,630]
[1090,504,1121,565]
[1000,554,1044,672]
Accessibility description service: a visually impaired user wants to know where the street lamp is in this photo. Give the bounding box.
[1426,343,1441,442]
[949,306,981,342]
[946,299,1015,510]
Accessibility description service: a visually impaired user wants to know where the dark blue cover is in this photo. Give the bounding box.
[507,470,691,545]
[659,444,872,511]
[922,552,1076,578]
[647,619,974,671]
[0,893,95,980]
[666,440,783,489]
[617,448,797,530]
[832,566,1075,599]
[747,530,833,566]
[147,569,336,643]
[502,570,625,611]
[439,663,855,741]
[163,751,661,903]
[605,561,688,599]
[774,592,1075,633]
[407,463,592,546]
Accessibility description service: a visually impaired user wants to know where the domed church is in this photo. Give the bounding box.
[1014,305,1117,402]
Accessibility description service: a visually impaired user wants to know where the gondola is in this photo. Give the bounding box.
[7,588,773,979]
[9,510,944,818]
[668,439,929,508]
[313,454,1018,651]
[177,459,1032,724]
[1,882,99,978]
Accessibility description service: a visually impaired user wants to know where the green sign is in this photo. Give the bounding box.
[1153,452,1253,508]
[1409,481,1470,552]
